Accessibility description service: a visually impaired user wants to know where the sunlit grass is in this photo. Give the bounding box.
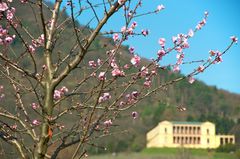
[87,148,237,159]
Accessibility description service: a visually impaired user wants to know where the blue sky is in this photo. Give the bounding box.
[63,0,240,94]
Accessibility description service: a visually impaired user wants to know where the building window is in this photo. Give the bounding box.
[220,138,224,145]
[207,138,210,144]
[207,129,209,135]
[197,137,200,144]
[165,128,167,133]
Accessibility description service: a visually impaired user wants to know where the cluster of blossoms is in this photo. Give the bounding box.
[103,119,112,127]
[140,66,157,88]
[88,58,102,68]
[53,86,69,100]
[0,85,5,101]
[125,91,139,104]
[0,1,17,46]
[118,21,139,41]
[28,34,45,53]
[110,57,125,77]
[196,11,208,30]
[0,25,15,45]
[98,92,111,103]
[209,50,223,64]
[98,72,106,80]
[131,55,141,67]
[197,65,205,72]
[187,36,237,84]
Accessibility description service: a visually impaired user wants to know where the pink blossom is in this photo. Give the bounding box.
[121,26,127,33]
[188,29,194,37]
[144,80,151,87]
[118,0,126,5]
[172,36,177,43]
[197,65,205,72]
[31,103,39,109]
[176,53,184,65]
[97,59,102,66]
[188,76,195,84]
[140,66,149,76]
[53,90,62,100]
[110,58,118,68]
[123,64,129,69]
[151,70,157,75]
[28,45,35,53]
[20,0,28,3]
[196,19,206,30]
[32,34,45,47]
[214,52,223,63]
[131,111,138,119]
[131,55,141,66]
[156,4,165,12]
[173,65,180,72]
[0,2,8,12]
[127,27,134,35]
[131,91,139,99]
[230,36,238,43]
[112,68,125,77]
[209,50,216,56]
[157,49,166,60]
[131,21,137,29]
[0,27,8,36]
[182,40,189,49]
[99,92,111,103]
[98,72,106,81]
[127,11,133,18]
[175,47,182,53]
[60,86,68,94]
[37,34,45,45]
[129,47,135,54]
[0,85,4,101]
[88,60,96,68]
[11,124,17,129]
[90,72,96,77]
[104,119,112,127]
[204,11,209,17]
[158,38,166,47]
[32,119,40,126]
[4,36,14,44]
[0,85,3,91]
[7,8,15,21]
[42,64,47,70]
[141,29,149,36]
[113,33,119,42]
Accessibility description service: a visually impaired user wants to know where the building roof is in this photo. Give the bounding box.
[171,121,203,125]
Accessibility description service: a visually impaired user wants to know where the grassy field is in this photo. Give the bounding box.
[88,148,238,159]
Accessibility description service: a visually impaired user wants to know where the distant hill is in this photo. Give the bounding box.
[1,1,240,155]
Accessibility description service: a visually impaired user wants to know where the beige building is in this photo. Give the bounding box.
[146,121,235,149]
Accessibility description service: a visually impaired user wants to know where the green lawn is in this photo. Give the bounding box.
[88,148,237,159]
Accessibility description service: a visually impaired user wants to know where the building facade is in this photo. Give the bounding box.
[146,121,235,149]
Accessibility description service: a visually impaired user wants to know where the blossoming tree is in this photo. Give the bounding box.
[0,0,237,158]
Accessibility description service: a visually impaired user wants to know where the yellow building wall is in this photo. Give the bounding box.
[146,121,235,149]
